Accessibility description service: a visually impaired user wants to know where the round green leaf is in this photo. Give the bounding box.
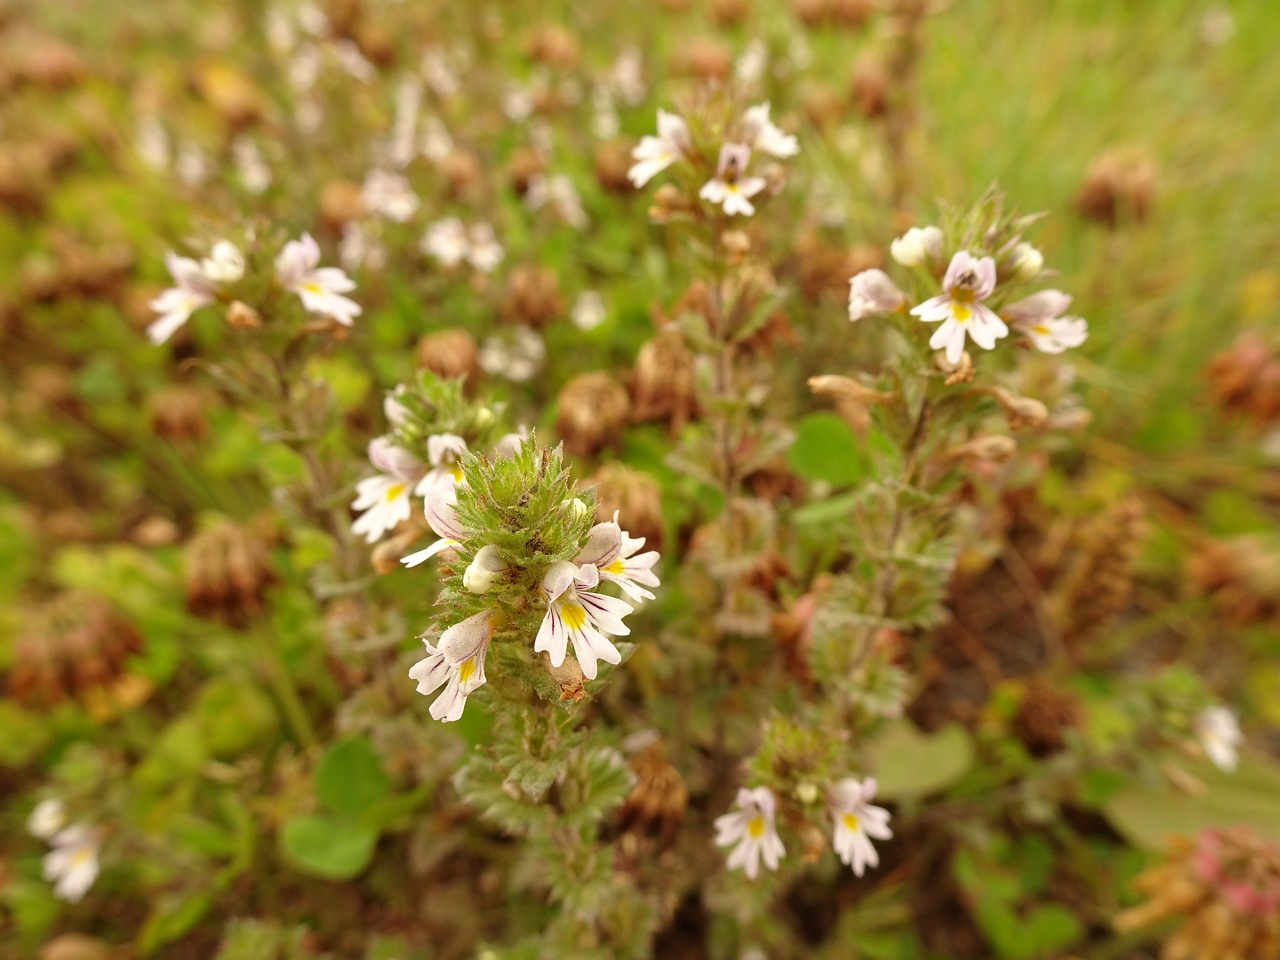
[280,815,377,880]
[786,412,866,486]
[1102,751,1280,850]
[866,721,974,800]
[315,736,390,817]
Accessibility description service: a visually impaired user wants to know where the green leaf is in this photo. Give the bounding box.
[1102,751,1280,850]
[866,721,974,800]
[315,737,390,817]
[787,412,866,486]
[0,701,51,766]
[196,677,279,759]
[139,890,214,955]
[280,815,378,880]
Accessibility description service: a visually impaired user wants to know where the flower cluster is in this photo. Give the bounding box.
[714,779,892,880]
[1195,705,1242,772]
[149,233,360,344]
[628,102,799,217]
[350,373,512,545]
[28,799,100,903]
[848,224,1089,364]
[421,218,504,273]
[405,441,660,723]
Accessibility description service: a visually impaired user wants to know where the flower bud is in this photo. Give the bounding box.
[1007,242,1044,280]
[226,300,262,330]
[988,386,1049,429]
[795,782,819,805]
[561,497,589,520]
[889,225,943,267]
[463,545,505,594]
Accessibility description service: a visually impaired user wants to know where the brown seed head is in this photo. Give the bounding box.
[149,384,210,442]
[595,140,635,194]
[591,462,666,552]
[631,330,697,431]
[320,180,365,232]
[1076,147,1156,227]
[416,328,479,383]
[184,518,278,628]
[557,372,631,458]
[502,265,564,328]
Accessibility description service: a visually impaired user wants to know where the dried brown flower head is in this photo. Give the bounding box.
[193,61,265,129]
[1076,147,1157,227]
[507,147,546,197]
[320,180,365,232]
[1188,535,1280,625]
[671,39,732,81]
[1012,680,1082,756]
[525,24,580,68]
[556,372,631,458]
[1115,828,1280,959]
[711,0,751,27]
[185,518,278,627]
[502,265,564,328]
[595,139,635,195]
[631,329,697,432]
[416,328,479,384]
[149,384,210,442]
[18,38,86,89]
[591,462,666,553]
[1207,331,1280,425]
[617,739,688,847]
[7,591,144,708]
[850,54,890,118]
[1051,496,1146,647]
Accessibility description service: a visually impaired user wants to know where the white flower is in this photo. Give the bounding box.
[275,233,362,325]
[910,251,1008,364]
[735,39,768,85]
[421,433,468,494]
[628,109,691,188]
[479,328,545,382]
[535,560,632,680]
[409,609,494,722]
[526,174,588,230]
[200,240,245,284]
[575,516,660,604]
[351,437,423,544]
[699,143,767,217]
[333,39,376,83]
[714,787,785,880]
[1003,290,1088,354]
[572,291,607,331]
[463,545,505,594]
[848,269,907,321]
[829,777,892,876]
[1196,706,1241,772]
[175,142,209,186]
[361,169,419,222]
[43,824,100,903]
[494,427,529,459]
[232,136,271,194]
[420,115,454,163]
[401,474,466,567]
[466,224,504,273]
[1007,242,1044,280]
[742,102,799,158]
[421,48,459,98]
[28,799,66,840]
[422,217,469,267]
[135,116,169,171]
[889,225,944,267]
[147,252,216,345]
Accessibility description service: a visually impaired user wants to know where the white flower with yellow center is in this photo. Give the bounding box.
[714,786,785,880]
[1002,289,1088,354]
[700,143,767,217]
[575,515,660,604]
[848,269,907,322]
[628,108,691,188]
[535,560,632,680]
[418,433,468,495]
[408,609,494,722]
[1195,706,1242,772]
[275,233,362,326]
[43,823,100,903]
[401,469,467,568]
[828,777,892,876]
[352,437,423,544]
[742,102,799,158]
[911,250,1008,364]
[147,251,216,345]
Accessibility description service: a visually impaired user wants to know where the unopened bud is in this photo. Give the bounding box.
[808,374,893,406]
[561,498,589,520]
[988,386,1049,429]
[936,349,974,385]
[474,407,494,430]
[720,230,751,258]
[226,300,262,330]
[1007,242,1044,280]
[795,782,819,805]
[949,434,1017,464]
[463,545,504,594]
